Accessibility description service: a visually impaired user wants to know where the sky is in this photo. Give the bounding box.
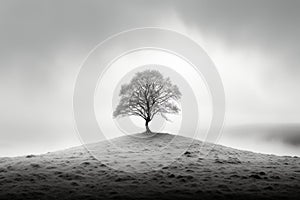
[0,0,300,157]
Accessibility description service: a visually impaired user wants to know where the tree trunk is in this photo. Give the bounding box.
[145,119,151,133]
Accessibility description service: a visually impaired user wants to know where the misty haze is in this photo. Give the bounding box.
[0,1,299,200]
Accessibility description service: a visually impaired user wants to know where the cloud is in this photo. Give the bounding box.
[172,0,300,64]
[221,124,300,156]
[160,0,300,125]
[167,1,300,88]
[225,124,300,147]
[265,125,300,147]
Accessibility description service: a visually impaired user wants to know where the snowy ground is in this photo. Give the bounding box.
[0,133,299,199]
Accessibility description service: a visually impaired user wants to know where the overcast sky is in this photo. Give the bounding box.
[0,0,300,156]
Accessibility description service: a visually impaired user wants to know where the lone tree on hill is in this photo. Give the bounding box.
[113,69,182,133]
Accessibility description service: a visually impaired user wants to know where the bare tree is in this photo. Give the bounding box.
[113,69,182,133]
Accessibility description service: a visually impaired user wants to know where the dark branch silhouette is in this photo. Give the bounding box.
[113,69,181,133]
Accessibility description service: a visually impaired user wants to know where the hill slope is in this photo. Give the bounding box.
[0,133,299,200]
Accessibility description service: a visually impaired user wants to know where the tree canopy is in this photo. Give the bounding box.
[113,69,181,133]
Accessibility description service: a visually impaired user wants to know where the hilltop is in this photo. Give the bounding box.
[0,133,299,199]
